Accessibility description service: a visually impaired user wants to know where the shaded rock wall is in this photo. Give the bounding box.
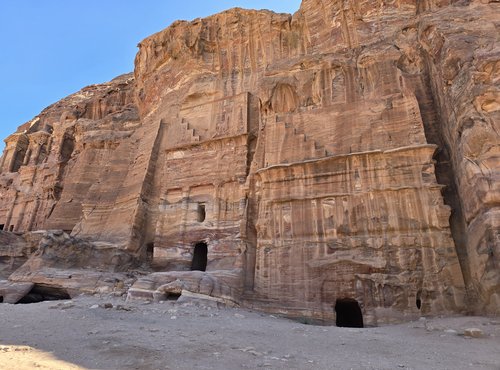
[0,1,498,322]
[6,230,139,300]
[417,4,500,313]
[0,231,34,279]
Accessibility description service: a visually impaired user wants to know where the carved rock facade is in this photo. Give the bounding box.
[0,0,498,324]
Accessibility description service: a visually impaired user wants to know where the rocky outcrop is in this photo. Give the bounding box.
[0,231,34,279]
[10,230,139,272]
[416,3,500,314]
[0,73,139,237]
[8,231,140,298]
[127,270,242,306]
[0,281,34,303]
[0,1,498,323]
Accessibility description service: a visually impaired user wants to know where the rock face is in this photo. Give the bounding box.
[0,231,33,279]
[7,230,139,299]
[0,73,139,235]
[0,1,498,324]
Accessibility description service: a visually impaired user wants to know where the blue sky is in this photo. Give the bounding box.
[0,1,302,151]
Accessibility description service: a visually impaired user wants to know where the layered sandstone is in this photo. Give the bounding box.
[0,73,139,234]
[0,231,33,279]
[0,0,498,324]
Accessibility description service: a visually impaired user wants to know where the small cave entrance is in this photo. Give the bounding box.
[0,224,4,231]
[335,298,364,328]
[146,242,155,261]
[16,284,71,304]
[191,242,208,272]
[166,292,181,301]
[197,203,206,222]
[416,290,422,310]
[0,296,3,303]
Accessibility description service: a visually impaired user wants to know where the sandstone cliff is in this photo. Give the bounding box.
[0,0,498,324]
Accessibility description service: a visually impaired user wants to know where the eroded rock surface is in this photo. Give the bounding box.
[0,281,34,304]
[0,231,33,279]
[0,1,498,323]
[127,270,242,306]
[0,73,139,238]
[8,231,140,298]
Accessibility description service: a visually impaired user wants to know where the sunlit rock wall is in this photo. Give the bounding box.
[1,0,498,322]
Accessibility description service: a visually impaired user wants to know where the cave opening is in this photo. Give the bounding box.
[166,292,181,301]
[335,298,364,328]
[146,242,155,261]
[0,296,3,303]
[191,242,208,272]
[197,203,206,222]
[416,290,422,310]
[0,224,4,231]
[16,284,71,304]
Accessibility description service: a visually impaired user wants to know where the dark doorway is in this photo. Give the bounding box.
[197,203,206,222]
[0,296,3,303]
[416,290,422,310]
[191,242,208,271]
[166,292,181,301]
[0,224,4,231]
[17,284,71,304]
[335,298,364,328]
[146,242,155,261]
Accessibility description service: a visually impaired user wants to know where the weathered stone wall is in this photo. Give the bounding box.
[416,4,500,314]
[0,74,140,237]
[152,133,250,271]
[0,1,498,322]
[252,146,465,324]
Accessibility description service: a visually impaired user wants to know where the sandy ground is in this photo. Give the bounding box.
[0,295,499,370]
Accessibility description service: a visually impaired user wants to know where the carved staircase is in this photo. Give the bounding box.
[265,115,329,166]
[179,118,200,144]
